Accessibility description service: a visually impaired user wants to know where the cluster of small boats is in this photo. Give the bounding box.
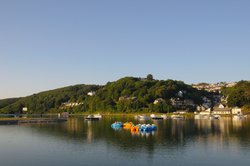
[111,122,157,133]
[134,114,184,120]
[84,113,248,122]
[195,113,248,121]
[194,114,221,120]
[150,114,168,120]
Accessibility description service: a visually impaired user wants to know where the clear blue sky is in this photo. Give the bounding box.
[0,0,250,99]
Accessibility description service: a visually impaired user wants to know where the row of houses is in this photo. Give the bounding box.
[197,104,242,115]
[60,91,96,109]
[61,102,83,108]
[192,82,237,92]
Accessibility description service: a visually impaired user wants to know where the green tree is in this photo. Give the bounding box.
[147,74,153,81]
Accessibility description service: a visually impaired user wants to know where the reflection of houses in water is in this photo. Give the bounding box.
[86,121,94,143]
[67,118,80,133]
[67,118,96,143]
[171,120,185,143]
[194,118,231,136]
[195,119,212,134]
[194,118,238,150]
[232,119,243,130]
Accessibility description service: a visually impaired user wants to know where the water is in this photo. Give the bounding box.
[1,116,250,166]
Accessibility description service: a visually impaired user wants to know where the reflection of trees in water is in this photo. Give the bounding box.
[26,117,250,155]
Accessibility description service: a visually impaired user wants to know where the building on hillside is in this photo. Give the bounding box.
[192,82,237,92]
[212,108,231,115]
[153,98,164,105]
[62,102,83,108]
[87,91,96,96]
[218,104,226,109]
[212,103,231,115]
[171,98,195,109]
[22,107,28,112]
[197,105,207,111]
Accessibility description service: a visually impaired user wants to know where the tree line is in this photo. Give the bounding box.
[0,75,216,114]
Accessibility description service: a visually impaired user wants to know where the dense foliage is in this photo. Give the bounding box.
[0,98,20,109]
[0,85,100,114]
[0,76,214,114]
[222,81,250,107]
[83,77,206,113]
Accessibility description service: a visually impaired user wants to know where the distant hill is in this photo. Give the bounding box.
[0,84,101,114]
[0,76,216,114]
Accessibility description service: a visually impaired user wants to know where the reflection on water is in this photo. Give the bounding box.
[0,116,250,166]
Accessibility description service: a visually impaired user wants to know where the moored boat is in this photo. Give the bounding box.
[135,115,150,121]
[139,124,157,132]
[85,115,100,120]
[171,115,185,120]
[93,114,102,119]
[111,122,123,129]
[161,114,168,119]
[130,125,140,133]
[210,115,221,120]
[123,122,133,129]
[150,114,164,120]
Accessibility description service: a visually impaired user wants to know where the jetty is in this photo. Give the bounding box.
[0,118,67,125]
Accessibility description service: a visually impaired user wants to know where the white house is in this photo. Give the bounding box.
[178,91,184,97]
[87,91,96,96]
[153,98,164,105]
[232,107,242,115]
[212,103,231,115]
[22,107,28,112]
[212,109,231,115]
[197,105,206,111]
[218,104,225,109]
[62,102,83,107]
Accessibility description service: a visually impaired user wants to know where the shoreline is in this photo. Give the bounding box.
[0,118,67,125]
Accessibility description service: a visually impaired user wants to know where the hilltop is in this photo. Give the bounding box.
[0,76,219,114]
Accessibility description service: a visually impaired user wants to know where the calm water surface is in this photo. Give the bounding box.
[1,116,250,166]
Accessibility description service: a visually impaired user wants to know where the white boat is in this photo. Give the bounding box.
[171,115,185,120]
[161,114,168,119]
[233,114,247,120]
[150,114,164,120]
[85,114,102,120]
[135,115,150,121]
[210,115,221,120]
[93,114,102,119]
